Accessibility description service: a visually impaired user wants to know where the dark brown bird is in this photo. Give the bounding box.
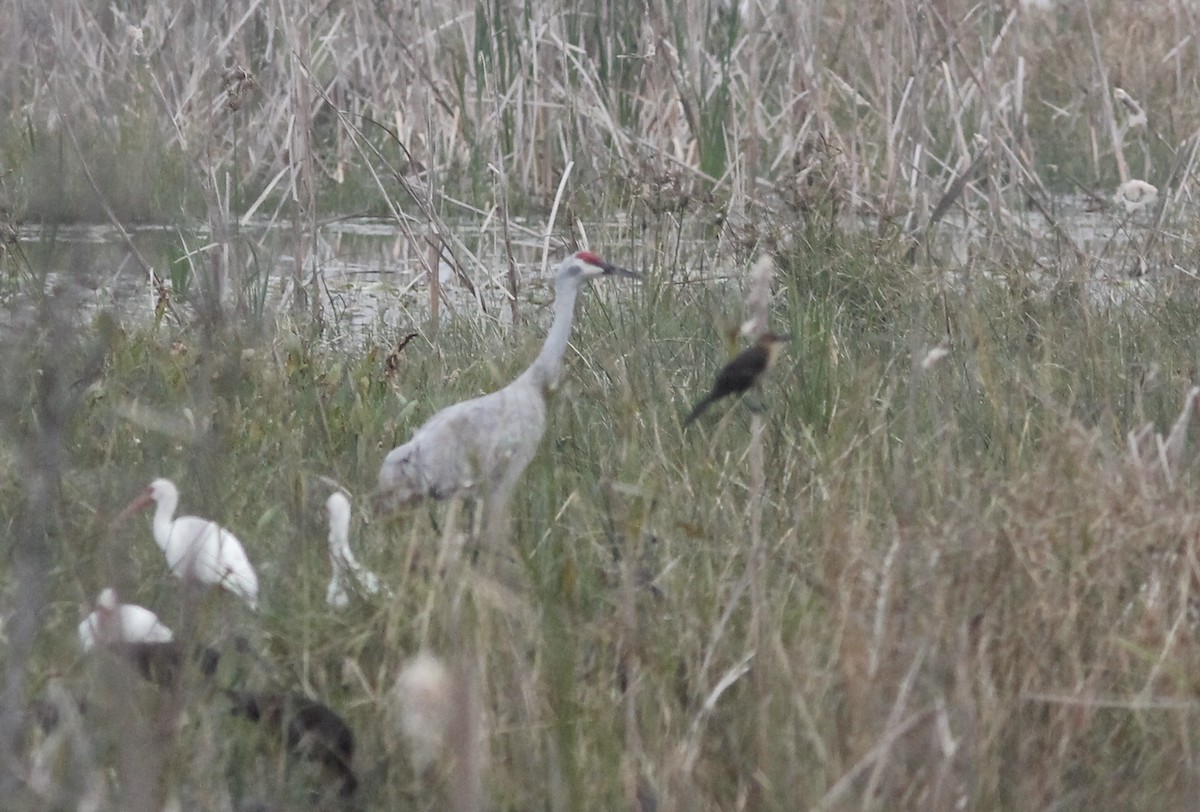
[111,641,221,687]
[225,690,358,797]
[684,332,790,426]
[94,641,221,689]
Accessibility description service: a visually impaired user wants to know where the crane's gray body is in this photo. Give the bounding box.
[379,379,545,508]
[378,252,635,528]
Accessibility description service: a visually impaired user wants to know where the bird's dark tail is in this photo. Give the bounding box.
[683,397,714,427]
[224,689,262,721]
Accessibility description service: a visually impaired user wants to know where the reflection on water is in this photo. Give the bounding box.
[932,192,1189,307]
[8,218,576,342]
[6,196,1193,340]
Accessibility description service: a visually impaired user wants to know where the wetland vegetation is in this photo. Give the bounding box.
[2,0,1200,810]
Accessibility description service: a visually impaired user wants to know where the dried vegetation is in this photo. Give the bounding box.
[2,0,1200,810]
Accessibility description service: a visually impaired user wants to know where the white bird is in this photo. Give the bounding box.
[78,588,174,652]
[325,492,391,608]
[378,251,638,531]
[118,478,259,610]
[1115,179,1158,214]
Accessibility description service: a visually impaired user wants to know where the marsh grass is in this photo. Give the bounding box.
[8,226,1200,809]
[4,0,1200,809]
[3,0,1195,233]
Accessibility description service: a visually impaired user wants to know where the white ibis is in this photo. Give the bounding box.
[378,251,639,533]
[77,588,174,651]
[324,492,391,608]
[118,478,259,610]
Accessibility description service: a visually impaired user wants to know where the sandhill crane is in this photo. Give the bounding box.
[684,332,790,426]
[378,251,638,532]
[117,478,259,610]
[78,588,174,651]
[325,491,392,607]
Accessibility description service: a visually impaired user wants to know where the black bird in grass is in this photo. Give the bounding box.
[83,640,222,692]
[225,690,359,797]
[683,332,790,426]
[27,643,219,738]
[108,641,222,687]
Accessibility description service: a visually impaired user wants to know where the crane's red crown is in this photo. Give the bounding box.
[574,250,604,267]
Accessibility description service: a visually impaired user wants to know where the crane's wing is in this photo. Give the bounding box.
[380,383,546,504]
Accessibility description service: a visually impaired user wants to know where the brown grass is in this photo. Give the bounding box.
[3,1,1200,810]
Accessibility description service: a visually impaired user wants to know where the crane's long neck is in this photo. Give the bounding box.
[516,279,580,393]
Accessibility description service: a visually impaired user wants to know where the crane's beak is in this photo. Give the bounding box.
[600,260,640,279]
[111,489,154,528]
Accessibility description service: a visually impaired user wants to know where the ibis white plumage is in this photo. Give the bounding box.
[119,478,260,610]
[78,588,174,652]
[325,492,391,608]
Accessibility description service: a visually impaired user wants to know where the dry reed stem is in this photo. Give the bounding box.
[446,657,485,812]
[740,253,776,796]
[6,0,1196,285]
[1084,0,1128,185]
[7,2,1200,809]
